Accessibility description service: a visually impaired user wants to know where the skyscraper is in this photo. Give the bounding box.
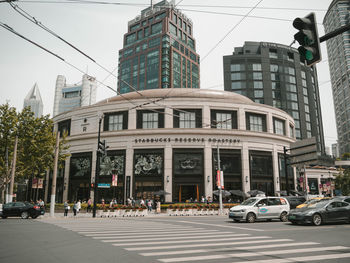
[23,83,43,118]
[118,0,200,94]
[323,0,350,155]
[223,41,325,153]
[53,74,97,117]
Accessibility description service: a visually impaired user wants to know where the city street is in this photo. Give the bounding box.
[1,215,350,263]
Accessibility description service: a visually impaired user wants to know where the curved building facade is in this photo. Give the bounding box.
[54,89,296,203]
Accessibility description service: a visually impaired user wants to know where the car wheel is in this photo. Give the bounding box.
[21,211,29,219]
[280,211,288,222]
[1,216,7,219]
[312,213,322,226]
[291,221,298,225]
[31,215,38,219]
[246,213,256,223]
[233,219,240,223]
[267,219,272,222]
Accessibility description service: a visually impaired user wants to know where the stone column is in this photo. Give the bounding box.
[204,143,213,199]
[202,105,211,129]
[90,149,97,202]
[272,146,280,195]
[63,156,70,202]
[164,108,172,129]
[125,146,134,202]
[128,109,136,130]
[238,108,246,130]
[241,143,250,194]
[164,145,172,202]
[267,112,273,134]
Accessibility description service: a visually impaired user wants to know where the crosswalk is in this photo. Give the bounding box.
[44,218,350,262]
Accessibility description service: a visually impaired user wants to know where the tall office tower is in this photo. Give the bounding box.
[53,74,97,117]
[223,41,325,153]
[323,0,350,155]
[118,0,200,94]
[23,83,43,118]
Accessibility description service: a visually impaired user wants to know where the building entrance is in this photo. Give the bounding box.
[177,184,199,203]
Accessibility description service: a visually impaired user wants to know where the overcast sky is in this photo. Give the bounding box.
[0,0,336,147]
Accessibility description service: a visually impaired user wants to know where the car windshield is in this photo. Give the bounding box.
[240,198,257,206]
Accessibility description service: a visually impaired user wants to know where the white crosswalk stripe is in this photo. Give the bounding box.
[43,219,350,263]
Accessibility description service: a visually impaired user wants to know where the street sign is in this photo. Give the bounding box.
[98,183,110,188]
[290,137,318,165]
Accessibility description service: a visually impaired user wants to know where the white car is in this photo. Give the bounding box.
[229,196,290,223]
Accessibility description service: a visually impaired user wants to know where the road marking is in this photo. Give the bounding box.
[88,230,223,238]
[82,229,216,236]
[73,226,196,232]
[267,226,335,231]
[232,252,350,263]
[110,234,251,246]
[158,246,349,262]
[93,232,232,241]
[174,220,265,232]
[124,238,291,251]
[78,228,200,234]
[139,242,320,256]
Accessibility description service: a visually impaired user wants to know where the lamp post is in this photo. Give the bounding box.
[93,115,103,218]
[217,145,223,215]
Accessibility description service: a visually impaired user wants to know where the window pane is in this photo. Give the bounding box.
[216,113,232,129]
[142,112,158,129]
[179,112,196,128]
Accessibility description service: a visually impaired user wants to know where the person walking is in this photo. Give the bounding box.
[73,201,78,217]
[64,200,70,217]
[77,200,81,214]
[156,200,161,214]
[147,199,152,212]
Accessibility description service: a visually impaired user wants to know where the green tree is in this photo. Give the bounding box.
[335,169,350,196]
[0,103,18,202]
[0,104,70,203]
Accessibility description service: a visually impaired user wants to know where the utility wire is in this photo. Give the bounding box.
[201,0,264,62]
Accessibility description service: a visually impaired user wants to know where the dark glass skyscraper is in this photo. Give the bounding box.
[118,0,200,94]
[223,41,325,153]
[323,0,350,155]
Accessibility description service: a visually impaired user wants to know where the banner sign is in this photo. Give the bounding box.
[112,174,118,186]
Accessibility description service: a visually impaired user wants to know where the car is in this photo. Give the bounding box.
[1,202,45,219]
[296,197,332,209]
[285,196,306,209]
[229,196,290,223]
[288,199,350,226]
[333,196,350,204]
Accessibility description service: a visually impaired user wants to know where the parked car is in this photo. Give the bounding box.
[288,199,350,226]
[296,197,332,209]
[229,196,290,223]
[285,196,306,209]
[0,202,44,219]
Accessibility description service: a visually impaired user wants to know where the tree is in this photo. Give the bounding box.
[0,104,69,203]
[335,169,350,196]
[0,103,18,202]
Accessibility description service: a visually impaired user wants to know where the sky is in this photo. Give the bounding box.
[0,0,337,148]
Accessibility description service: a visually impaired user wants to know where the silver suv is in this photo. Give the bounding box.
[229,196,290,223]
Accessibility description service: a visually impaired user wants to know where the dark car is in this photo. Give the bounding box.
[334,196,350,204]
[0,202,44,219]
[285,196,306,209]
[288,199,350,226]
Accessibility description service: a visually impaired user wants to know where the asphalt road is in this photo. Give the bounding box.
[1,215,350,263]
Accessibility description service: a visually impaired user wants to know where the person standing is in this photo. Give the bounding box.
[77,200,81,214]
[156,200,161,214]
[87,198,92,213]
[64,200,70,217]
[140,198,145,207]
[73,201,78,217]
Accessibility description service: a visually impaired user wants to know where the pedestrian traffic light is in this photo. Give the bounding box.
[98,139,108,156]
[293,12,321,66]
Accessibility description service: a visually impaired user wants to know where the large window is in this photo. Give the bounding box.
[246,113,266,132]
[211,110,237,129]
[230,64,245,72]
[273,118,285,135]
[137,109,164,129]
[174,109,202,128]
[104,111,128,131]
[58,119,71,137]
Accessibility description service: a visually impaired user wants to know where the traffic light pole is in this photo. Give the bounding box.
[217,145,223,216]
[92,117,102,218]
[319,23,350,43]
[284,147,290,196]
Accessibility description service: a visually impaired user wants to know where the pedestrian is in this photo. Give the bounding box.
[147,199,152,212]
[73,201,78,216]
[87,198,92,213]
[39,199,45,208]
[110,199,114,209]
[64,200,70,217]
[77,200,81,213]
[101,198,105,209]
[127,197,131,206]
[156,200,161,214]
[131,197,135,207]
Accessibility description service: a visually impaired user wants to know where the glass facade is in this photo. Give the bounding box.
[118,1,200,93]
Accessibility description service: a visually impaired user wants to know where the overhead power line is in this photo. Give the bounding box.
[201,0,264,62]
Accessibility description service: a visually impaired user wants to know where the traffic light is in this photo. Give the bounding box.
[293,12,321,66]
[98,139,108,156]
